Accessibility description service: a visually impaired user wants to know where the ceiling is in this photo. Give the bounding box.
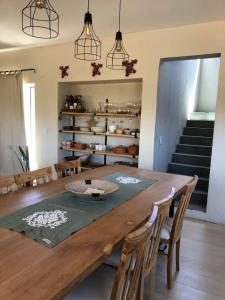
[1,0,225,51]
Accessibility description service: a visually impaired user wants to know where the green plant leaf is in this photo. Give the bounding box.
[19,146,27,160]
[25,146,30,172]
[9,146,25,172]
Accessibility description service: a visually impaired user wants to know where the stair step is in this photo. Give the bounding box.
[168,162,210,178]
[189,190,208,212]
[197,177,209,192]
[180,135,213,146]
[183,127,214,137]
[187,120,214,128]
[176,144,212,156]
[172,153,211,167]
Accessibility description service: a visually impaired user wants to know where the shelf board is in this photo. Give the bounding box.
[60,147,138,158]
[98,132,139,139]
[60,130,94,135]
[60,111,140,118]
[95,150,138,159]
[95,113,140,118]
[60,130,139,139]
[61,111,94,116]
[61,147,93,154]
[81,163,104,170]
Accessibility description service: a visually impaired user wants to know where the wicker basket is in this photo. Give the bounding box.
[74,143,87,150]
[112,145,127,154]
[128,144,139,156]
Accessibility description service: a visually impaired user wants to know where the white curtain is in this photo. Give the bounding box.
[0,73,26,175]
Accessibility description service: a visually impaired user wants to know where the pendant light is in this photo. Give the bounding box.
[106,0,129,70]
[22,0,59,39]
[74,0,101,61]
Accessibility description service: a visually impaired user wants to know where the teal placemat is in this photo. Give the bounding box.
[0,172,157,248]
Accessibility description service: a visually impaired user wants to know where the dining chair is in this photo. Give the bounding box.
[144,187,175,299]
[104,188,176,299]
[0,175,16,194]
[160,175,198,289]
[15,167,53,188]
[54,159,81,178]
[64,205,159,300]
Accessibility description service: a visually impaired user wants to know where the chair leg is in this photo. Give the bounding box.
[167,245,174,289]
[176,239,180,272]
[145,260,157,300]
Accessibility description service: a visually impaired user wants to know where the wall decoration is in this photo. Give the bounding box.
[91,63,103,77]
[59,66,69,79]
[123,59,138,77]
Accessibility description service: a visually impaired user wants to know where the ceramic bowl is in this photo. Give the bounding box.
[79,127,90,132]
[124,129,132,135]
[109,125,117,133]
[116,128,124,135]
[65,179,119,200]
[91,126,106,133]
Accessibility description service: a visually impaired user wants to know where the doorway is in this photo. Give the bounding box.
[154,53,221,212]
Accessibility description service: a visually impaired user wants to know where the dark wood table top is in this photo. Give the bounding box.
[0,165,192,300]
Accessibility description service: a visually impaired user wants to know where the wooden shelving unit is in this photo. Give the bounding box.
[59,106,140,165]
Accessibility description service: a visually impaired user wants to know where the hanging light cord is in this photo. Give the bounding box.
[118,0,122,31]
[87,0,90,12]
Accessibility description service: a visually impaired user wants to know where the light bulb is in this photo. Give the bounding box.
[85,24,91,37]
[35,0,46,9]
[115,40,122,52]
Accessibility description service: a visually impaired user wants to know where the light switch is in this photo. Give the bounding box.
[159,136,163,145]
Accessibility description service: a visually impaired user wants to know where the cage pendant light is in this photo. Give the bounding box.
[74,0,101,61]
[106,0,129,70]
[22,0,59,39]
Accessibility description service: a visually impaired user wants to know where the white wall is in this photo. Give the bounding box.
[196,58,220,112]
[1,20,225,224]
[153,59,200,172]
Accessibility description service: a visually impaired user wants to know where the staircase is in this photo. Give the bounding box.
[168,120,214,212]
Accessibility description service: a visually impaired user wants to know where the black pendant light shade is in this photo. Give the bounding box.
[106,31,129,70]
[22,0,59,39]
[106,0,129,70]
[74,0,101,61]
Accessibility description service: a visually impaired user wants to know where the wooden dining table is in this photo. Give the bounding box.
[0,165,192,300]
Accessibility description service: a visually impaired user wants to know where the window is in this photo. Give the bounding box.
[23,83,37,170]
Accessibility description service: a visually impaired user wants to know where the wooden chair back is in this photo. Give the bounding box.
[170,176,198,243]
[15,167,53,188]
[0,175,16,194]
[145,187,176,275]
[54,160,81,178]
[110,206,159,300]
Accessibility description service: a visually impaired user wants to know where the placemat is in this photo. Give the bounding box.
[0,172,157,248]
